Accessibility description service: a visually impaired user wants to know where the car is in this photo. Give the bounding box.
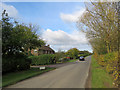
[79,56,85,61]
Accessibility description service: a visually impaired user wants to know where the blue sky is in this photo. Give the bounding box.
[5,2,85,32]
[1,2,93,52]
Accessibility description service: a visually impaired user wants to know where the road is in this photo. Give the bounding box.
[7,56,91,88]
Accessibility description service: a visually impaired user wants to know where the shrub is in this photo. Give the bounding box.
[97,55,106,67]
[29,56,39,65]
[2,53,31,74]
[105,52,118,86]
[54,52,65,62]
[29,54,57,65]
[2,57,16,73]
[58,58,64,63]
[94,52,119,87]
[63,57,70,62]
[15,53,31,70]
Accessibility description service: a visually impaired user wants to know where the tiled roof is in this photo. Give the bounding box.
[39,46,54,52]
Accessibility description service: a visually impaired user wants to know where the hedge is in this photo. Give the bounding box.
[2,53,31,74]
[29,54,57,65]
[94,52,119,87]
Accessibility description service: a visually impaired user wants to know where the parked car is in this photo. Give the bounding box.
[79,56,85,61]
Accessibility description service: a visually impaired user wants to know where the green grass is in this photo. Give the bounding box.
[2,67,55,87]
[91,56,113,88]
[67,59,77,62]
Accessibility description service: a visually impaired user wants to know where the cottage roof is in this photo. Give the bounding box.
[39,46,54,52]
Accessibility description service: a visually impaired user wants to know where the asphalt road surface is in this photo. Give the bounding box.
[7,56,91,88]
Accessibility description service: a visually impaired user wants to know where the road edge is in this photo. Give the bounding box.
[85,62,91,89]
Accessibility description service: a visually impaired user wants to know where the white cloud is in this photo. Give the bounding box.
[41,29,92,52]
[42,29,88,45]
[0,2,18,18]
[60,9,85,23]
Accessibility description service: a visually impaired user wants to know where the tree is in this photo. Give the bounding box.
[65,48,79,59]
[2,10,46,73]
[77,1,120,87]
[77,2,119,54]
[2,10,45,55]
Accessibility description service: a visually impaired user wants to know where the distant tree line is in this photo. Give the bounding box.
[65,48,92,59]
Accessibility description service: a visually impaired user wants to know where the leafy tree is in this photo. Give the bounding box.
[65,48,79,59]
[55,50,65,62]
[2,10,46,73]
[2,10,45,55]
[77,2,119,54]
[77,1,120,87]
[79,50,92,56]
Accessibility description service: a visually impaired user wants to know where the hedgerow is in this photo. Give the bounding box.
[29,54,57,65]
[94,52,119,87]
[2,53,31,74]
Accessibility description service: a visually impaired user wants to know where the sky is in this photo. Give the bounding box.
[1,1,93,52]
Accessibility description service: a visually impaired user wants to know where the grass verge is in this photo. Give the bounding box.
[2,67,55,87]
[67,59,77,62]
[91,56,113,88]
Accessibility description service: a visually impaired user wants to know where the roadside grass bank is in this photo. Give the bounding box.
[91,56,114,88]
[2,67,55,87]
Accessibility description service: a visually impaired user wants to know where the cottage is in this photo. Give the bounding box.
[31,45,55,56]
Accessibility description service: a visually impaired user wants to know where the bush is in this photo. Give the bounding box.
[93,52,119,87]
[63,57,70,62]
[29,54,57,65]
[105,52,118,86]
[2,53,31,74]
[97,55,106,67]
[16,53,31,70]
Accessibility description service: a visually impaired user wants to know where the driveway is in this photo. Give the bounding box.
[7,56,91,88]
